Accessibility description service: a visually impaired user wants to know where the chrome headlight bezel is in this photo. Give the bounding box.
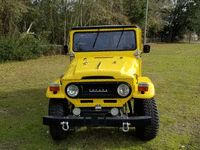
[117,83,131,97]
[66,84,79,98]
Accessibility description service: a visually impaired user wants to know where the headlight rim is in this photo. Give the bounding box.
[117,83,131,98]
[65,84,80,98]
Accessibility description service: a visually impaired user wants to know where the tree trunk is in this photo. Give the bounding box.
[189,32,191,43]
[64,0,67,45]
[26,21,35,33]
[80,0,83,26]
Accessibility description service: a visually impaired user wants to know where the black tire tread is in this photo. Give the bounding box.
[48,98,68,140]
[135,97,159,140]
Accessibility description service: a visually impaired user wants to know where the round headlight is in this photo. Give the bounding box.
[67,84,79,97]
[117,84,130,97]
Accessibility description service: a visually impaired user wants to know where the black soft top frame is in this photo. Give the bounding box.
[72,25,140,30]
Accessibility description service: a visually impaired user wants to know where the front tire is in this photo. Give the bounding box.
[134,97,159,140]
[48,98,68,140]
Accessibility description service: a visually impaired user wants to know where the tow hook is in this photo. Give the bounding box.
[60,121,69,131]
[121,122,130,132]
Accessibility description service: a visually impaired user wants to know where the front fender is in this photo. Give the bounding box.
[132,76,155,99]
[46,78,65,98]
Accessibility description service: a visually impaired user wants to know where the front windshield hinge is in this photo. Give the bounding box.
[70,51,75,61]
[134,49,140,59]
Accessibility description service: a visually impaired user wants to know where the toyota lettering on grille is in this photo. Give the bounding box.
[89,89,108,93]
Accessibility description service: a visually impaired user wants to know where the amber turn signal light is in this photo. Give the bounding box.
[138,82,149,92]
[49,83,60,92]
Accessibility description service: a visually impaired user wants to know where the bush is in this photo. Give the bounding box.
[0,35,52,62]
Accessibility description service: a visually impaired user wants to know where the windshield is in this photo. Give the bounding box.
[73,31,136,52]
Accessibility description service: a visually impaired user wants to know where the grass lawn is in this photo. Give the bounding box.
[0,43,199,150]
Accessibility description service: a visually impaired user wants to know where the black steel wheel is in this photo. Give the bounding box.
[134,97,159,140]
[48,98,69,140]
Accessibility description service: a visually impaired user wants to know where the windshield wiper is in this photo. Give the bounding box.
[116,31,124,49]
[93,32,99,49]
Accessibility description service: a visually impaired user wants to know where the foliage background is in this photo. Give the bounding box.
[1,0,200,44]
[0,0,200,62]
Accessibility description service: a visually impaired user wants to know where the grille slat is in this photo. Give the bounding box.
[104,100,117,103]
[80,100,93,103]
[81,76,114,79]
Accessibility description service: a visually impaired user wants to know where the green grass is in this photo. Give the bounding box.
[0,44,200,150]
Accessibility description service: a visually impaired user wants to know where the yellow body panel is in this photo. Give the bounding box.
[46,26,155,107]
[63,55,140,80]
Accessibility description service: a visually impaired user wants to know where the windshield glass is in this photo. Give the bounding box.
[73,31,136,52]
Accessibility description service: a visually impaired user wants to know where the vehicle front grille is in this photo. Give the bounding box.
[81,82,117,98]
[65,82,130,98]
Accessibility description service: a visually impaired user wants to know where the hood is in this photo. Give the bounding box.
[63,56,139,79]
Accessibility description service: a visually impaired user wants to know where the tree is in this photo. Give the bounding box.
[186,0,200,42]
[0,0,29,38]
[124,0,171,39]
[148,0,171,38]
[162,0,200,42]
[124,0,147,27]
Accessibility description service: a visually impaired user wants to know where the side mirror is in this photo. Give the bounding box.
[143,45,150,53]
[63,45,68,54]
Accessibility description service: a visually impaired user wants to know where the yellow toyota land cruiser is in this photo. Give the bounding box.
[43,25,159,140]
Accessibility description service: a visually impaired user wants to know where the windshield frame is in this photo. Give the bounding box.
[72,30,137,52]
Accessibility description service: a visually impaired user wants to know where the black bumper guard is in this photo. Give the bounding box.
[43,115,151,127]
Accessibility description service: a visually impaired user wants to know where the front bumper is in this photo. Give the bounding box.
[43,115,151,127]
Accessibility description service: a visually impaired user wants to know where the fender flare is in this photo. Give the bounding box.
[46,78,65,99]
[132,76,155,99]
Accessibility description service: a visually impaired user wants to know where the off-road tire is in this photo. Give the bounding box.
[48,98,68,140]
[134,97,159,140]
